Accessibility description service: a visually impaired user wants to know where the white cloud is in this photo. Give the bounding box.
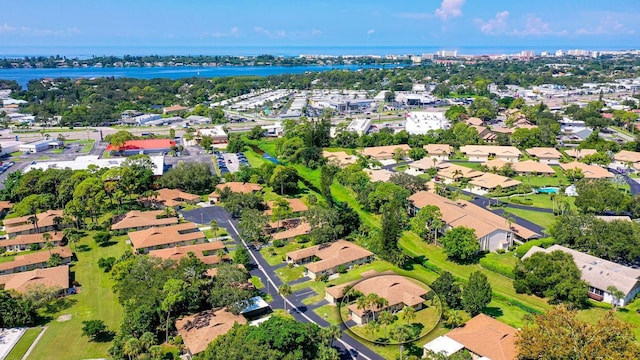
[254,27,322,39]
[0,22,79,36]
[203,27,240,39]
[512,15,553,35]
[576,15,636,35]
[311,29,322,36]
[367,29,375,35]
[474,11,510,35]
[254,26,287,38]
[434,0,465,21]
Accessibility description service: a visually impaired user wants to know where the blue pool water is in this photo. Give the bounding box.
[537,187,560,194]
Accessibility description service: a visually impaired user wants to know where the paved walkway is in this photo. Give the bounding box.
[21,326,47,360]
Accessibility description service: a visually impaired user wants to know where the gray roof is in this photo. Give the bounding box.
[523,245,640,295]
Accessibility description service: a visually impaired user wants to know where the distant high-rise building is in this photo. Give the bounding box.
[555,49,564,57]
[436,50,457,58]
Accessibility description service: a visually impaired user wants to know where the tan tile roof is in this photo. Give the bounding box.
[176,309,247,355]
[614,150,640,164]
[264,198,308,216]
[0,264,69,293]
[526,147,563,159]
[364,169,394,182]
[408,191,539,240]
[5,210,64,235]
[347,275,428,316]
[423,144,453,155]
[0,247,72,273]
[409,157,444,171]
[360,144,411,159]
[1,232,64,248]
[446,314,517,360]
[211,182,263,198]
[323,151,358,167]
[128,223,205,251]
[564,148,597,159]
[437,164,483,180]
[465,117,484,126]
[144,188,201,207]
[460,145,522,158]
[149,241,225,265]
[0,201,13,211]
[111,210,178,230]
[484,159,554,174]
[491,127,515,134]
[523,245,640,297]
[469,173,522,190]
[559,162,614,178]
[287,239,373,273]
[272,222,311,241]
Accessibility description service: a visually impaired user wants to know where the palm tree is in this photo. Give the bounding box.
[399,305,416,325]
[123,337,141,360]
[390,324,413,360]
[209,220,219,239]
[364,320,380,340]
[374,296,389,320]
[278,284,292,311]
[28,214,40,234]
[365,293,380,322]
[139,332,156,352]
[42,232,53,254]
[356,295,369,322]
[53,216,63,231]
[452,169,463,182]
[607,285,625,310]
[322,324,342,347]
[378,310,395,338]
[216,249,226,262]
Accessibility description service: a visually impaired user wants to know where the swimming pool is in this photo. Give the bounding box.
[537,187,560,194]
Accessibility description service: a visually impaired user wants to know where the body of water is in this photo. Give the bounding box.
[0,64,398,88]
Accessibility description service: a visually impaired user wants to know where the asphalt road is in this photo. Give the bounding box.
[197,205,384,360]
[622,174,640,195]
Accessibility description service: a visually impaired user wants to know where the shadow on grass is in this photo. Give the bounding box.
[482,306,504,317]
[98,241,119,247]
[77,244,91,252]
[42,297,78,314]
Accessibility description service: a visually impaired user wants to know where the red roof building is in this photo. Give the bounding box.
[106,139,176,154]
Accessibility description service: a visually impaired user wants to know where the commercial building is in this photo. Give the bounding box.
[24,155,166,176]
[19,139,62,153]
[0,140,24,156]
[286,239,374,280]
[405,110,449,135]
[196,126,228,144]
[105,139,176,155]
[409,191,540,251]
[346,118,372,135]
[523,245,640,306]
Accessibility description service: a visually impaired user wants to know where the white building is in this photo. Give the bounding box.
[197,126,228,144]
[346,118,372,135]
[19,139,61,153]
[131,114,162,125]
[24,155,165,176]
[0,140,24,156]
[405,110,448,135]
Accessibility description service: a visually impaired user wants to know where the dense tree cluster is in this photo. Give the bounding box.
[157,162,220,195]
[0,290,39,327]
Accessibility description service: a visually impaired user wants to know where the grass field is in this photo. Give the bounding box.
[259,241,301,266]
[5,327,42,360]
[501,207,557,230]
[27,233,128,360]
[276,265,305,283]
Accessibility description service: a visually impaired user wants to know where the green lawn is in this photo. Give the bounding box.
[276,265,305,283]
[250,275,265,289]
[27,233,128,360]
[259,241,301,266]
[5,327,42,360]
[501,207,557,230]
[202,228,229,239]
[313,304,341,325]
[348,305,440,343]
[501,193,576,210]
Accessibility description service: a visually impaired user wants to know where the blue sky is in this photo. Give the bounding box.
[1,0,639,49]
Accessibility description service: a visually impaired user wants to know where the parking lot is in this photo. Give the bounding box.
[215,151,249,175]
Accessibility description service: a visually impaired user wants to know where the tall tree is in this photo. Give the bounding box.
[161,278,187,342]
[440,227,479,262]
[462,271,492,316]
[431,271,462,309]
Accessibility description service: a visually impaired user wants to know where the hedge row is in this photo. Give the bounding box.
[514,237,557,258]
[480,256,516,279]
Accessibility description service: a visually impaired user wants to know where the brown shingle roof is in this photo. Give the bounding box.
[211,182,263,198]
[0,264,69,293]
[287,239,373,273]
[437,164,483,180]
[272,222,311,241]
[128,223,205,251]
[364,169,394,182]
[408,191,539,240]
[347,275,428,316]
[149,241,226,265]
[176,309,247,355]
[323,151,358,167]
[0,232,64,248]
[264,198,308,216]
[0,201,13,211]
[5,210,64,235]
[110,210,178,231]
[0,247,72,273]
[446,314,517,360]
[143,188,201,207]
[469,173,522,190]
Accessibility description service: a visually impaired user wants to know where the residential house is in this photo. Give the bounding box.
[437,164,483,183]
[0,201,13,218]
[465,117,484,126]
[0,232,64,252]
[4,210,65,238]
[423,144,453,161]
[560,162,614,179]
[409,191,540,251]
[364,168,394,182]
[264,198,308,217]
[360,144,412,160]
[141,188,201,208]
[110,210,178,233]
[483,159,555,176]
[323,151,358,167]
[176,309,247,356]
[0,264,69,294]
[105,139,176,155]
[423,314,517,360]
[613,150,640,168]
[271,222,311,241]
[526,147,563,164]
[565,148,597,160]
[523,245,640,306]
[345,274,428,325]
[0,247,73,275]
[286,239,374,280]
[149,241,226,266]
[471,125,497,143]
[459,145,522,162]
[128,222,206,254]
[208,182,263,204]
[408,157,444,173]
[469,173,522,194]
